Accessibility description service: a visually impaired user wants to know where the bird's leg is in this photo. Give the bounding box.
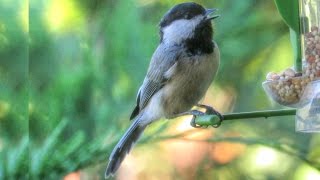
[196,104,224,127]
[171,110,206,128]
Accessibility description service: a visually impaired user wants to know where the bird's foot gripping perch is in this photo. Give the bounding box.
[197,104,224,127]
[191,104,224,128]
[176,105,224,128]
[189,110,206,128]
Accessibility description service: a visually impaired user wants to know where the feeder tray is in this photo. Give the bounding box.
[262,75,315,108]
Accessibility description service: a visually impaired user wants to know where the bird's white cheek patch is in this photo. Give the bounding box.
[162,15,203,44]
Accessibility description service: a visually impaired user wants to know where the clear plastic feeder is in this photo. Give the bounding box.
[296,80,320,132]
[295,0,320,132]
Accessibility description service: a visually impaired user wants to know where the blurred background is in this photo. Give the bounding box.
[0,0,320,179]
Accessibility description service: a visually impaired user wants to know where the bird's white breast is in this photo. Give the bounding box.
[161,43,220,117]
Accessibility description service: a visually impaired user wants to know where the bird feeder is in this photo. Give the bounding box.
[263,0,320,132]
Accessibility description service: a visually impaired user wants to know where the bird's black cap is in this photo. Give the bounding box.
[159,2,206,28]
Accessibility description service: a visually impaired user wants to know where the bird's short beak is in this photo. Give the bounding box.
[205,8,220,20]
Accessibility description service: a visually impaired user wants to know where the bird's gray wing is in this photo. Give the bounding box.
[130,45,181,120]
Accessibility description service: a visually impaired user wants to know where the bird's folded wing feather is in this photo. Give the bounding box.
[130,45,182,120]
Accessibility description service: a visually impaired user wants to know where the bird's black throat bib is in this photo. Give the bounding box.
[183,20,214,56]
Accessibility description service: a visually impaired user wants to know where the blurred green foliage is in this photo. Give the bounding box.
[0,0,319,179]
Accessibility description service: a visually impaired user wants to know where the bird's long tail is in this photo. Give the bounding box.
[105,116,146,178]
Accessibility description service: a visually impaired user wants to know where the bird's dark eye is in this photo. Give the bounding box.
[184,14,191,19]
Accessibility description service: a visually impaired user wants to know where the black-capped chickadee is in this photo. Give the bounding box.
[105,2,221,178]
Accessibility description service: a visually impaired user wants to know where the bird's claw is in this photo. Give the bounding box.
[197,104,224,128]
[190,117,203,128]
[189,110,207,128]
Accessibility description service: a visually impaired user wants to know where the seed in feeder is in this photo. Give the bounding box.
[272,75,280,80]
[279,88,285,94]
[266,72,277,80]
[312,30,318,36]
[306,78,311,83]
[279,81,284,86]
[297,88,301,93]
[310,74,315,80]
[266,72,272,80]
[311,26,319,32]
[288,89,294,94]
[284,68,295,77]
[292,78,300,84]
[306,32,313,38]
[307,55,316,63]
[309,37,315,42]
[289,84,294,88]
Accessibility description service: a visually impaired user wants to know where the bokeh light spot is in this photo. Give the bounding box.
[44,0,84,33]
[20,0,28,33]
[254,147,277,168]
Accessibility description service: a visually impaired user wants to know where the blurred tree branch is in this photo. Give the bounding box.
[145,129,320,171]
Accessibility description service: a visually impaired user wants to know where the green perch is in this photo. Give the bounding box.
[195,109,297,127]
